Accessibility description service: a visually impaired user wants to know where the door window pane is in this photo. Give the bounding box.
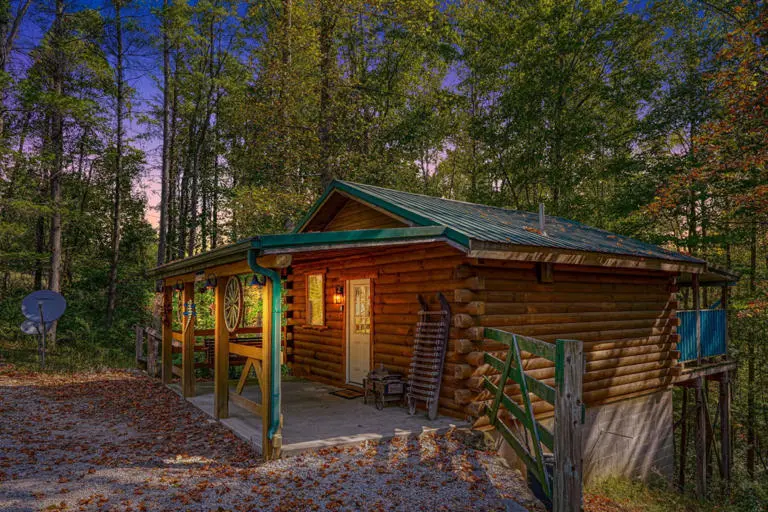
[353,284,370,334]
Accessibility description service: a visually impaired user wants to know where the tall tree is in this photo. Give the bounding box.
[0,0,32,139]
[106,0,126,326]
[454,0,657,221]
[47,0,65,343]
[157,0,171,266]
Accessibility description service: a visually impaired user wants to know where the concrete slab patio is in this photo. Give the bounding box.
[171,378,466,456]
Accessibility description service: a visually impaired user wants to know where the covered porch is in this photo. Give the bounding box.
[175,378,461,456]
[149,227,466,460]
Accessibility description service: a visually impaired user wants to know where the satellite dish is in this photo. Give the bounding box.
[20,319,53,335]
[21,290,67,323]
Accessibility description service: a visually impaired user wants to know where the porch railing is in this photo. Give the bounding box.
[678,309,727,363]
[482,328,584,512]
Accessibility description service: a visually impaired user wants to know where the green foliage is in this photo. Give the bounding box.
[229,186,313,237]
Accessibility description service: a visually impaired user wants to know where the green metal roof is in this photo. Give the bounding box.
[298,180,703,264]
[150,179,706,279]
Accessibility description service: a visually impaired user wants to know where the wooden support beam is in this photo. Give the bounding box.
[261,278,276,460]
[161,286,173,384]
[695,376,707,499]
[553,339,584,512]
[214,278,229,419]
[181,282,195,398]
[229,392,263,416]
[720,370,732,489]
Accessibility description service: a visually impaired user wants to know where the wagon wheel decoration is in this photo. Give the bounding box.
[224,276,244,332]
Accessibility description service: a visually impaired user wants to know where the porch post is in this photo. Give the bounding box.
[262,278,275,458]
[161,285,173,384]
[692,273,701,364]
[181,281,195,398]
[553,338,584,512]
[247,249,287,460]
[214,277,229,419]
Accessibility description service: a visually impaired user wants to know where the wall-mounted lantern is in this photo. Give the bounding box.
[333,285,345,305]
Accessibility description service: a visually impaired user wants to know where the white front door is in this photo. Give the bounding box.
[346,279,371,386]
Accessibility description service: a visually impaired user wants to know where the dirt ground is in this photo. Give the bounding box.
[0,366,547,511]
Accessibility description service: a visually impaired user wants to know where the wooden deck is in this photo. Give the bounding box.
[674,359,736,385]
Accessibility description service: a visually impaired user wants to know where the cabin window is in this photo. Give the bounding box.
[306,273,325,326]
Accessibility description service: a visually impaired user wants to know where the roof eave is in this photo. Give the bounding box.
[148,238,253,280]
[467,239,707,274]
[256,225,470,254]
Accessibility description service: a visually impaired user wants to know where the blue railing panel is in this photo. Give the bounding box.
[677,309,727,362]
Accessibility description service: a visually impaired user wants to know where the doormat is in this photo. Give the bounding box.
[330,389,364,399]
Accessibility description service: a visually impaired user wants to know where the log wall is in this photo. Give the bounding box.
[285,243,470,417]
[285,245,680,420]
[323,199,407,231]
[455,259,679,419]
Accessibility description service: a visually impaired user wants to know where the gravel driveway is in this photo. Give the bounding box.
[0,367,543,511]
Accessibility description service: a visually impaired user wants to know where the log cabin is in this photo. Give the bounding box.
[149,180,737,491]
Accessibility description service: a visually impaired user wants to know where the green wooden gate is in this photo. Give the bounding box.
[482,328,584,511]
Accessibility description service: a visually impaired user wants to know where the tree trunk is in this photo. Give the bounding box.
[34,214,44,289]
[106,0,125,327]
[168,57,180,262]
[47,0,65,345]
[317,0,335,189]
[211,95,219,249]
[157,0,171,267]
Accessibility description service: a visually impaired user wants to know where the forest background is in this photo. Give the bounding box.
[0,0,766,505]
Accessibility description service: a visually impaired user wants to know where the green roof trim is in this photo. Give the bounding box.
[255,225,469,251]
[294,179,439,233]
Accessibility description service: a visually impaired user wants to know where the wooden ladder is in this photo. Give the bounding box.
[406,293,450,420]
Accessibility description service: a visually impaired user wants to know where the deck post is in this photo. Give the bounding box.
[214,277,229,419]
[692,273,701,364]
[678,386,688,491]
[181,281,195,398]
[719,371,732,488]
[554,339,584,512]
[695,376,707,499]
[161,285,173,384]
